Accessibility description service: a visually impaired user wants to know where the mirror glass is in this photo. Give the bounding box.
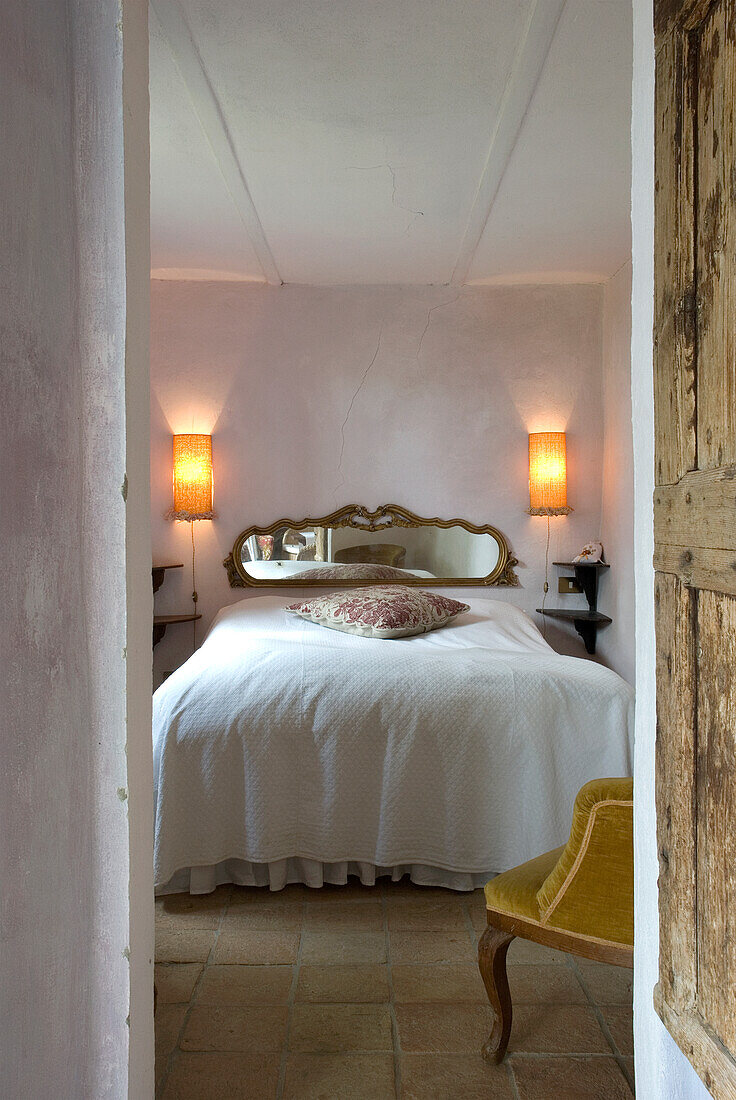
[237,521,502,583]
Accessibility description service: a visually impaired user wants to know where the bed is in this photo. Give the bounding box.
[153,593,633,895]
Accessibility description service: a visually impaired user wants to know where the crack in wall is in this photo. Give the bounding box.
[334,328,383,501]
[415,291,463,361]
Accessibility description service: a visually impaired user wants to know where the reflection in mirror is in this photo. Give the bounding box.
[225,506,518,588]
[241,524,500,580]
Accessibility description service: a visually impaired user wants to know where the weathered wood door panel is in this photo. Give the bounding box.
[654,1,736,1095]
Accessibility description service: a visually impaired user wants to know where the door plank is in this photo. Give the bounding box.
[696,589,736,1050]
[652,992,736,1100]
[654,31,697,485]
[696,5,736,469]
[654,543,736,596]
[656,0,726,37]
[654,466,736,549]
[655,573,698,1012]
[655,0,736,1090]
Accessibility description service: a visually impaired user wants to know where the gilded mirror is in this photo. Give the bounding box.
[224,504,518,588]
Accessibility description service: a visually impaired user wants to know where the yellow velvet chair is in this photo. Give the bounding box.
[478,777,633,1063]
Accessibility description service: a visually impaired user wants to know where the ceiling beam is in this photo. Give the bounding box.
[150,0,283,285]
[450,0,566,286]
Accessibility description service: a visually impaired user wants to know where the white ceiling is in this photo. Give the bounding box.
[149,0,632,286]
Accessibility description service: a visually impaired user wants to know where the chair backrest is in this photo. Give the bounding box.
[536,777,633,946]
[334,543,406,567]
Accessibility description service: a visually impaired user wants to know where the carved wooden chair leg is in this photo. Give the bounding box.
[478,923,515,1064]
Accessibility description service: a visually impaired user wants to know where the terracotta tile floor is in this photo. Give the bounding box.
[155,880,634,1099]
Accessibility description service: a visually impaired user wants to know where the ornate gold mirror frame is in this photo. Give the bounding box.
[224,504,519,588]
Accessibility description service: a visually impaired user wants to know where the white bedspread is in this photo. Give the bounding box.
[153,595,633,893]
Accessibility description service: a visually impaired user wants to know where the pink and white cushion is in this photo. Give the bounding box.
[285,585,470,639]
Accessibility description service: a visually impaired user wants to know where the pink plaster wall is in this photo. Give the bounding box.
[2,2,153,1094]
[151,280,613,680]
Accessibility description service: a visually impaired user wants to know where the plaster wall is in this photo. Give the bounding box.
[631,2,711,1096]
[1,1,153,1095]
[151,280,609,681]
[598,262,635,684]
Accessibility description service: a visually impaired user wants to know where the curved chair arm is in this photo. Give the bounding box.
[535,777,633,945]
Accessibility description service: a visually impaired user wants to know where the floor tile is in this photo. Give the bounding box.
[302,901,385,932]
[196,964,293,1005]
[511,1054,632,1099]
[213,928,299,965]
[154,1005,187,1084]
[156,891,227,930]
[602,1005,634,1056]
[180,1005,288,1052]
[157,886,230,913]
[155,880,634,1099]
[282,1053,396,1098]
[296,965,390,1003]
[390,930,474,965]
[505,938,567,966]
[300,930,387,965]
[466,887,488,912]
[155,928,215,963]
[162,1052,280,1098]
[289,1004,393,1053]
[401,1053,513,1099]
[221,904,302,932]
[509,1005,610,1054]
[383,882,462,901]
[469,908,491,934]
[576,961,633,1004]
[154,963,203,1004]
[395,1003,494,1053]
[508,964,588,1004]
[391,964,487,1004]
[155,908,222,931]
[386,899,467,931]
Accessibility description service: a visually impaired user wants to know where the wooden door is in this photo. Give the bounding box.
[654,1,736,1095]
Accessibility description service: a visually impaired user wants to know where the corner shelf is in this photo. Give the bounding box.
[536,561,611,655]
[151,564,200,647]
[153,612,201,648]
[152,562,183,594]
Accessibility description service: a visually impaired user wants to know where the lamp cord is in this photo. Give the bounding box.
[541,514,550,639]
[191,522,198,650]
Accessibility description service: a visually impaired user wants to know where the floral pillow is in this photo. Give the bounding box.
[285,585,470,639]
[293,563,410,582]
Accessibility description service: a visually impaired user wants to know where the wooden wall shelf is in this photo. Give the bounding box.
[152,562,183,594]
[153,613,201,648]
[537,561,611,655]
[152,564,199,647]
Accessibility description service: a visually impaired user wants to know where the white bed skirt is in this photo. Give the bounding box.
[157,857,491,896]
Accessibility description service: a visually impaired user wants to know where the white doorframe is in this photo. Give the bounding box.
[122,0,156,1093]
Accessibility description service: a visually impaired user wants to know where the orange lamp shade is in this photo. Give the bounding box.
[171,434,214,520]
[528,432,572,516]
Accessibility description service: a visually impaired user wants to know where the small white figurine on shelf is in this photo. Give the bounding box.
[573,540,604,564]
